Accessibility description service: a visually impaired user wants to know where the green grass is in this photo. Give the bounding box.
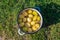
[0,0,60,40]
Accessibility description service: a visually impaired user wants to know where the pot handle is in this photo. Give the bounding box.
[18,29,25,35]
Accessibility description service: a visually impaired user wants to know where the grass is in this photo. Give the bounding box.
[0,0,60,40]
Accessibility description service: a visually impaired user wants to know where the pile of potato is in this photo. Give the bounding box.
[18,9,41,33]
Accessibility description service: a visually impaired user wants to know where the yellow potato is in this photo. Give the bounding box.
[23,18,26,22]
[28,9,32,14]
[28,28,32,33]
[35,24,40,29]
[19,22,24,27]
[22,27,28,32]
[28,14,33,18]
[32,25,37,31]
[19,14,24,19]
[33,16,37,21]
[31,21,35,25]
[27,18,32,22]
[37,16,41,21]
[32,11,38,15]
[22,12,28,16]
[25,23,31,27]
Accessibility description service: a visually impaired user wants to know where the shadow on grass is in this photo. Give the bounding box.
[39,2,60,27]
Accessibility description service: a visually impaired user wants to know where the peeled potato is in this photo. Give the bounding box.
[37,16,41,21]
[32,26,37,31]
[23,18,26,22]
[28,9,32,14]
[28,14,33,18]
[28,28,32,33]
[19,14,24,19]
[23,27,28,32]
[33,16,37,21]
[27,18,32,22]
[25,23,31,27]
[22,12,28,16]
[35,24,40,29]
[32,11,38,15]
[19,22,24,27]
[31,21,35,25]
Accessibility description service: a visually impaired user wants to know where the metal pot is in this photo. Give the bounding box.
[17,7,43,35]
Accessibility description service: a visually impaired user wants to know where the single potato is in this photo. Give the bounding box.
[23,18,26,22]
[19,14,24,19]
[22,12,28,16]
[31,21,35,25]
[33,16,37,21]
[32,25,37,31]
[28,28,32,33]
[32,11,38,16]
[19,22,24,27]
[28,14,33,18]
[27,18,32,22]
[22,27,28,32]
[28,9,32,14]
[37,16,41,21]
[25,23,31,27]
[35,24,40,29]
